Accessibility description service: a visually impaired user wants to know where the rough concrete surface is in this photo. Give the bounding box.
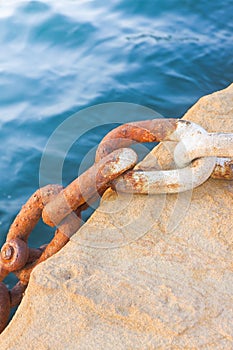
[0,84,233,349]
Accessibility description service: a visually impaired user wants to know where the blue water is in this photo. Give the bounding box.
[0,0,232,298]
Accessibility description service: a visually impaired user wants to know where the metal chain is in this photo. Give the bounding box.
[0,118,232,333]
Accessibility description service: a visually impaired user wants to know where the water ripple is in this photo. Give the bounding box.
[0,0,232,295]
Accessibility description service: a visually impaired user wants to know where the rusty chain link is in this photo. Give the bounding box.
[0,118,232,333]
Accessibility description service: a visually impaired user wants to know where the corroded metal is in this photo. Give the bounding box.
[9,281,27,308]
[0,282,10,333]
[6,185,63,242]
[15,213,81,285]
[211,158,233,180]
[1,239,29,272]
[0,185,63,275]
[95,119,177,162]
[42,148,137,227]
[0,117,232,334]
[109,119,216,194]
[174,133,233,168]
[0,147,137,333]
[112,157,215,193]
[0,185,81,332]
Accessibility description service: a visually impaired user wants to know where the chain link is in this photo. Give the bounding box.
[0,118,232,333]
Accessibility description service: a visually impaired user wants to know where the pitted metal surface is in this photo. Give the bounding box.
[0,118,232,333]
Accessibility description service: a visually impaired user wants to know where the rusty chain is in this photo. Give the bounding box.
[0,118,233,333]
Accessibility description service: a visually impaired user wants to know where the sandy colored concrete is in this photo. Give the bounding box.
[0,84,233,349]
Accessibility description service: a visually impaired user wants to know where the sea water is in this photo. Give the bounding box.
[0,0,232,297]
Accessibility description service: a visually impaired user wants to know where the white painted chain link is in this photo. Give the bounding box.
[113,120,233,194]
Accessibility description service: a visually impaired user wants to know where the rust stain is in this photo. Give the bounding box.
[0,239,29,272]
[166,183,181,190]
[0,185,81,331]
[13,212,81,285]
[6,184,63,242]
[95,119,177,162]
[1,117,231,334]
[9,281,27,308]
[0,282,10,333]
[42,148,136,227]
[211,160,233,180]
[112,170,147,193]
[0,145,138,333]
